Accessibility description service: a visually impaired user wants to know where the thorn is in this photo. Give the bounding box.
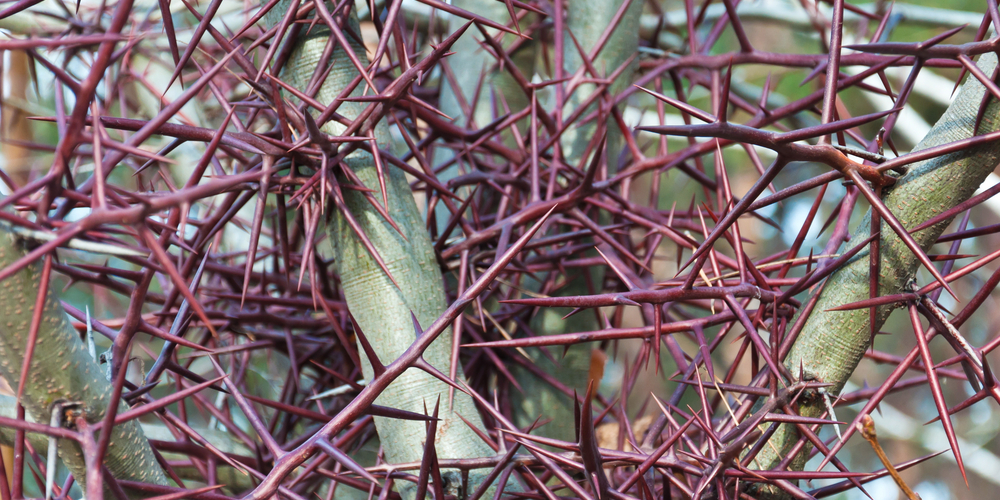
[350,314,386,378]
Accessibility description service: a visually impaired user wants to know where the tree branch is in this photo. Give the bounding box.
[751,51,1000,483]
[0,227,167,496]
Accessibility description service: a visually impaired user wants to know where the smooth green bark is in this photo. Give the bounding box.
[559,0,643,168]
[750,52,1000,480]
[269,6,496,497]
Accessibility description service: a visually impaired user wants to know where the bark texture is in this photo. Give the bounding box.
[269,6,496,497]
[0,227,167,494]
[750,52,1000,476]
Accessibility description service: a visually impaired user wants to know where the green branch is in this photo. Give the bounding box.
[0,227,167,496]
[751,52,1000,481]
[268,5,497,497]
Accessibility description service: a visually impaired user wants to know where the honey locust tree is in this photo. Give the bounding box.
[0,0,999,499]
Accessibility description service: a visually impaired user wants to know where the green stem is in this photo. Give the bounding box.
[269,6,496,497]
[751,52,1000,482]
[0,227,167,496]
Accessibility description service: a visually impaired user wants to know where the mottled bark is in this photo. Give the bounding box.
[751,52,1000,482]
[0,227,167,495]
[267,5,496,497]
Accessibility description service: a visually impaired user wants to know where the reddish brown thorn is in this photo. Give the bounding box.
[241,154,273,308]
[846,169,957,300]
[137,227,218,338]
[316,439,379,484]
[635,85,716,123]
[350,314,386,378]
[676,157,789,277]
[114,377,225,424]
[578,381,610,500]
[14,253,52,405]
[413,398,443,500]
[168,0,225,90]
[908,304,967,485]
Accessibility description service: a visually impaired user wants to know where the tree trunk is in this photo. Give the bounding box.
[0,227,168,496]
[431,0,533,233]
[559,0,643,168]
[750,52,1000,480]
[267,5,496,497]
[510,0,643,444]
